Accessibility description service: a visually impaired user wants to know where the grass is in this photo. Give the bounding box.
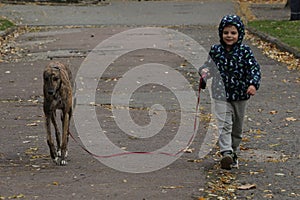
[248,20,300,51]
[0,18,14,31]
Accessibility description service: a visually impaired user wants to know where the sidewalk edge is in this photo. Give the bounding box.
[247,26,300,59]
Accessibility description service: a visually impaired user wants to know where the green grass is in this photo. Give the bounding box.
[0,18,14,31]
[248,20,300,51]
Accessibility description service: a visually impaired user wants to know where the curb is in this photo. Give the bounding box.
[0,1,109,6]
[247,27,300,59]
[236,1,300,59]
[0,26,17,38]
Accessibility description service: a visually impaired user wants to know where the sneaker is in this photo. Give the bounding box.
[220,153,233,170]
[232,153,239,169]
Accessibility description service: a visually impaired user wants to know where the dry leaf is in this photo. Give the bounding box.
[184,148,194,153]
[52,181,59,186]
[8,194,25,199]
[285,117,297,122]
[264,193,274,198]
[237,184,256,190]
[161,185,184,189]
[269,143,280,147]
[269,110,278,115]
[26,122,38,126]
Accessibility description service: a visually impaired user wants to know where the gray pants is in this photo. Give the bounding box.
[213,99,247,154]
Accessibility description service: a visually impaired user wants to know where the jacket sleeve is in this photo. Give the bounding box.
[244,46,261,90]
[198,46,217,77]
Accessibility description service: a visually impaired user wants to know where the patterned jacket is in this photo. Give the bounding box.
[200,15,261,101]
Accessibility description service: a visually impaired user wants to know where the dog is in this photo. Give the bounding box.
[43,61,73,165]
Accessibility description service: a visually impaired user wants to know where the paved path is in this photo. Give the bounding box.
[1,1,234,26]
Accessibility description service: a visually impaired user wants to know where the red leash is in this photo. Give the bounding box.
[69,77,203,158]
[194,76,203,132]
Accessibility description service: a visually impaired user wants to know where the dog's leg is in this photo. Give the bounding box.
[60,112,70,165]
[46,114,57,163]
[51,112,61,157]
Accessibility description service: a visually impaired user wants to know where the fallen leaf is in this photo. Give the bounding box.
[285,117,297,122]
[270,110,278,115]
[269,143,280,147]
[264,193,274,198]
[161,185,184,189]
[52,181,59,186]
[26,122,38,126]
[8,194,25,199]
[237,184,256,190]
[184,148,194,153]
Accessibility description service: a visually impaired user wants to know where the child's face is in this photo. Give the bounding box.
[222,25,239,48]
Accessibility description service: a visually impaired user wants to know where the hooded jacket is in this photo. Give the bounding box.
[201,15,261,101]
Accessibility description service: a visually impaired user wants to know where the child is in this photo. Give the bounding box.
[199,15,261,170]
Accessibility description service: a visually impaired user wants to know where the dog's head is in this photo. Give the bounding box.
[43,64,62,96]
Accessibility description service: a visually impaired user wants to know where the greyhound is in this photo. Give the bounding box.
[43,61,73,165]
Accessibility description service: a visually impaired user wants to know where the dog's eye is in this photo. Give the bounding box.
[53,77,59,81]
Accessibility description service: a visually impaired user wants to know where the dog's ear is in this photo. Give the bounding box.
[43,70,49,81]
[51,66,60,71]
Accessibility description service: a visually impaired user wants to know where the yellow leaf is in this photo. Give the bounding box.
[269,143,280,147]
[269,110,278,115]
[16,194,25,198]
[256,129,261,134]
[285,117,297,122]
[52,181,59,186]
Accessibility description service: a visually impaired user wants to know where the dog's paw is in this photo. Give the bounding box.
[53,157,67,166]
[54,157,60,165]
[60,159,67,166]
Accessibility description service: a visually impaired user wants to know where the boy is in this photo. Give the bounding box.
[199,15,261,170]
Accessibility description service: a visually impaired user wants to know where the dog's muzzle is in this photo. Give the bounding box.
[47,89,55,96]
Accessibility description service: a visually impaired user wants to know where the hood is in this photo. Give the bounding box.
[218,15,245,47]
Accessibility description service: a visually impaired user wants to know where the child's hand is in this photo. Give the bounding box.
[198,68,210,77]
[247,85,257,96]
[200,68,209,75]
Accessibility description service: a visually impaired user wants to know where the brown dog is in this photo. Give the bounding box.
[43,61,73,165]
